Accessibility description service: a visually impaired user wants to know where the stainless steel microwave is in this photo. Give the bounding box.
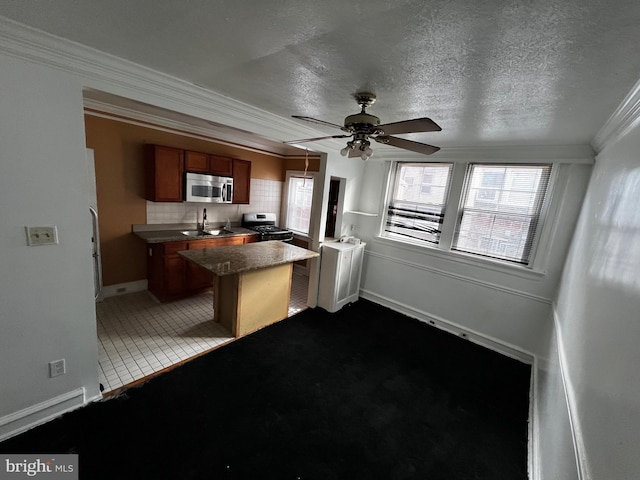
[184,172,233,203]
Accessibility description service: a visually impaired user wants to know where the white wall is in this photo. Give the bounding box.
[0,53,102,438]
[533,315,580,480]
[355,155,592,357]
[547,122,640,480]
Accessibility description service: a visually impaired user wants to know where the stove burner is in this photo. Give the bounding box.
[242,213,294,242]
[252,225,286,233]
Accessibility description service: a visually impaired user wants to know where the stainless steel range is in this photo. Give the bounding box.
[242,213,294,242]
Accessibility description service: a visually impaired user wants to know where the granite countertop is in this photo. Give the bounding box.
[178,240,319,276]
[132,223,258,243]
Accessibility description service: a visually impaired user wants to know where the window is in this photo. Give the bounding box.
[384,163,453,244]
[382,162,553,267]
[453,164,551,264]
[285,174,314,235]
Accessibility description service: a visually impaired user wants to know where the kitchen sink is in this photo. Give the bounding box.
[207,229,234,236]
[180,229,233,237]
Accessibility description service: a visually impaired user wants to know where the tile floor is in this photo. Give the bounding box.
[97,272,310,393]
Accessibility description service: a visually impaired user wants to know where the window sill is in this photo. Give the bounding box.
[345,210,378,217]
[291,231,312,242]
[372,235,547,280]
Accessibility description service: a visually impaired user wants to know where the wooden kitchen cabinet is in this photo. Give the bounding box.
[184,151,233,176]
[209,155,233,176]
[232,159,251,204]
[147,235,258,302]
[145,145,184,202]
[147,241,189,301]
[184,151,209,173]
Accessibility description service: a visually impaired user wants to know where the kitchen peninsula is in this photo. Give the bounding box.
[179,241,319,337]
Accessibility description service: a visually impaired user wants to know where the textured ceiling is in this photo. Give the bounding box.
[2,0,640,148]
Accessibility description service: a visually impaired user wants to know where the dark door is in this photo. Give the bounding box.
[325,179,340,237]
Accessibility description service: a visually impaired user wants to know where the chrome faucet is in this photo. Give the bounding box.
[200,208,209,233]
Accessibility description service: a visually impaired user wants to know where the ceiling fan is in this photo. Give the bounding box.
[285,92,441,160]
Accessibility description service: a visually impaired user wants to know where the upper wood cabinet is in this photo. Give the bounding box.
[232,159,251,204]
[184,151,208,173]
[209,155,233,176]
[185,151,233,176]
[145,145,184,202]
[145,146,250,204]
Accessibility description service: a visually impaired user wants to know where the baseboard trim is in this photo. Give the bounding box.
[553,305,589,480]
[360,289,534,364]
[529,356,540,480]
[0,388,86,442]
[101,280,147,299]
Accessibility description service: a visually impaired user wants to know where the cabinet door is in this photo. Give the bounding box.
[336,249,353,303]
[348,245,364,297]
[147,241,188,301]
[145,145,184,202]
[187,261,214,290]
[244,234,259,244]
[209,155,233,176]
[232,159,251,204]
[185,151,209,173]
[164,254,187,295]
[162,242,188,297]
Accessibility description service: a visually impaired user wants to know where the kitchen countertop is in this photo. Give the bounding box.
[132,223,258,243]
[178,240,319,276]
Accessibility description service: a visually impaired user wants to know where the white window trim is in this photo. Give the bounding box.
[281,170,317,236]
[377,160,560,277]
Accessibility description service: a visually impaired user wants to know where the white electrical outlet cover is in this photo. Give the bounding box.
[25,226,58,246]
[49,359,66,377]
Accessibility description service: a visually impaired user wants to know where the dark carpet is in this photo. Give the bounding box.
[1,299,531,480]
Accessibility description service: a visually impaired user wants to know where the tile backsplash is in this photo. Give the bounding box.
[146,178,283,225]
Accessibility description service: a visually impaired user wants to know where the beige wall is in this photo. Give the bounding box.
[84,114,296,286]
[283,157,321,175]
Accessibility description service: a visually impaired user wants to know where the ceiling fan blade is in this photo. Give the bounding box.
[373,136,440,155]
[292,116,345,130]
[284,134,352,145]
[376,118,442,135]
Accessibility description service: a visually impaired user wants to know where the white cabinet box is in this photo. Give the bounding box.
[317,241,365,313]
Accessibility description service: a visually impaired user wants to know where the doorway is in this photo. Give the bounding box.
[325,178,340,238]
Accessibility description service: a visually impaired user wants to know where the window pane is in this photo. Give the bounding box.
[286,176,314,234]
[454,164,551,264]
[384,163,453,244]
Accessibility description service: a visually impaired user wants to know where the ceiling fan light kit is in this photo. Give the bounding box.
[287,92,441,160]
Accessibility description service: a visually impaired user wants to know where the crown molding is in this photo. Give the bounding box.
[0,16,323,148]
[371,143,595,164]
[83,99,319,160]
[592,77,640,154]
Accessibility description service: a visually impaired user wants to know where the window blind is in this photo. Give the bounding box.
[453,164,552,264]
[384,163,453,244]
[286,176,314,234]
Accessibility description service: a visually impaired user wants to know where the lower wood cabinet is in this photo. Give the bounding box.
[147,235,258,302]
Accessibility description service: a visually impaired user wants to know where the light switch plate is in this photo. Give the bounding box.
[25,226,58,246]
